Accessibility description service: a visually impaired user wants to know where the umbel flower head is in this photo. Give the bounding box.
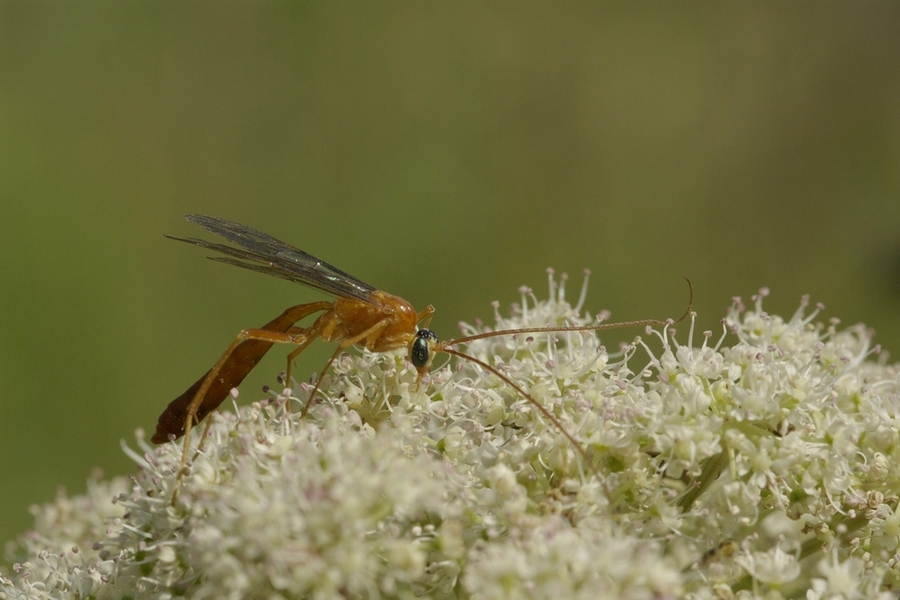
[3,274,900,599]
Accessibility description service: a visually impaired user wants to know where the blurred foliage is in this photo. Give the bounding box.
[1,4,898,548]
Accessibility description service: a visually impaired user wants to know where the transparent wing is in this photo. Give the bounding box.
[168,214,377,302]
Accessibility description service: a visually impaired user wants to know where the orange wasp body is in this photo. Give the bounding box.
[154,214,690,495]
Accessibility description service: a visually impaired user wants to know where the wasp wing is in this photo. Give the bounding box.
[168,214,377,302]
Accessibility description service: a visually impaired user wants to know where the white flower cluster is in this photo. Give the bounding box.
[3,275,900,599]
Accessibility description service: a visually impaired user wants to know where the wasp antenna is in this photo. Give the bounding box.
[673,278,694,325]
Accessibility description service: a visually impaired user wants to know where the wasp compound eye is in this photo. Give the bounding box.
[411,329,439,368]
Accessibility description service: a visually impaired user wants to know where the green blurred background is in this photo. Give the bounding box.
[2,4,899,547]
